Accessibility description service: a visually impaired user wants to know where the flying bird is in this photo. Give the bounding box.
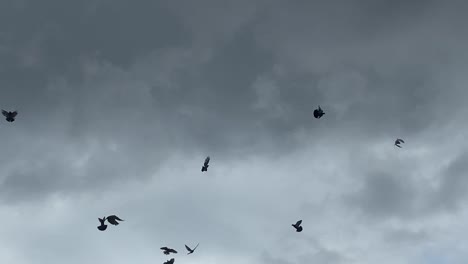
[106,215,124,225]
[394,138,405,148]
[2,110,17,122]
[97,217,107,231]
[163,258,175,264]
[201,156,210,172]
[185,243,199,255]
[292,220,303,232]
[313,106,325,119]
[161,247,178,255]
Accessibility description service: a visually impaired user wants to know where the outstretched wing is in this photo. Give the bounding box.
[11,111,17,117]
[295,220,302,226]
[161,247,169,251]
[192,243,199,251]
[399,139,405,143]
[1,110,7,117]
[170,248,178,253]
[185,245,192,251]
[204,156,210,165]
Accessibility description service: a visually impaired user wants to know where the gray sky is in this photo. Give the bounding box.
[0,0,467,263]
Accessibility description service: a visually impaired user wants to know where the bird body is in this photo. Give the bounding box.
[185,243,199,255]
[106,215,124,225]
[97,217,107,231]
[292,220,303,232]
[313,106,325,119]
[2,110,17,122]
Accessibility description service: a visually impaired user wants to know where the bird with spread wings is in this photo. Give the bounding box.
[163,258,175,264]
[185,243,199,255]
[395,138,405,148]
[2,110,17,122]
[161,247,178,255]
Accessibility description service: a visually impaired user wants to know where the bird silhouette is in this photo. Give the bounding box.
[161,247,178,255]
[313,106,325,119]
[2,110,17,122]
[395,138,405,148]
[97,217,107,231]
[185,243,199,255]
[163,258,175,264]
[106,215,124,225]
[201,156,210,172]
[292,220,303,232]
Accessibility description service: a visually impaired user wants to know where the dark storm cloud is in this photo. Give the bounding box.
[347,171,419,219]
[0,0,467,263]
[260,244,345,264]
[384,228,430,245]
[429,151,468,212]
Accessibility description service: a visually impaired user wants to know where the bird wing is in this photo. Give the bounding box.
[113,215,123,221]
[399,139,405,143]
[1,110,7,117]
[161,247,169,251]
[204,156,210,165]
[193,243,199,251]
[170,249,178,253]
[185,245,192,251]
[295,220,302,226]
[11,111,17,117]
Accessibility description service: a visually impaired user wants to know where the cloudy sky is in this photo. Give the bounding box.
[0,0,468,263]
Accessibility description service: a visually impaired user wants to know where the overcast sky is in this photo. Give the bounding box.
[0,0,468,263]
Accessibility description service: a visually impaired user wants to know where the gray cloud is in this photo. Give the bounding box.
[0,0,468,263]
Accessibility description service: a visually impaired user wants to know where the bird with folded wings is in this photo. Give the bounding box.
[201,156,210,172]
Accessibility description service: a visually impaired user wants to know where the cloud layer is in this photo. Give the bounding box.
[0,1,468,263]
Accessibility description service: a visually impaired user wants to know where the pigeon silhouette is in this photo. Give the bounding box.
[313,106,325,119]
[292,220,303,232]
[395,138,405,148]
[97,217,107,231]
[2,110,17,122]
[161,247,178,255]
[201,156,210,172]
[185,243,199,255]
[163,258,175,264]
[106,215,124,225]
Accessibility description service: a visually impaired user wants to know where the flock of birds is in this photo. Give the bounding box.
[2,105,406,264]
